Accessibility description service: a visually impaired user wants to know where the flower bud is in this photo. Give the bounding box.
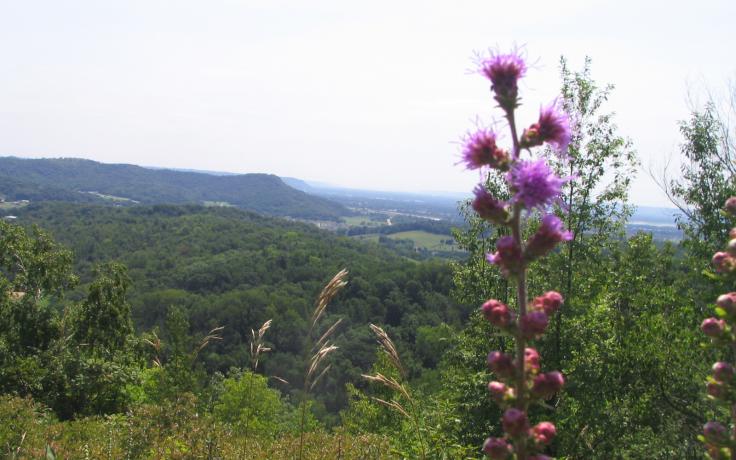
[713,252,736,273]
[725,197,736,216]
[519,311,549,339]
[532,371,565,398]
[481,299,513,328]
[472,187,509,225]
[717,293,736,315]
[482,437,511,459]
[730,227,736,240]
[713,362,735,382]
[519,100,571,154]
[488,381,507,401]
[707,381,725,399]
[702,318,726,338]
[704,421,729,445]
[524,347,541,372]
[705,444,731,460]
[488,351,515,378]
[532,291,564,315]
[532,421,556,445]
[502,408,529,437]
[487,236,523,278]
[479,52,526,112]
[525,214,573,261]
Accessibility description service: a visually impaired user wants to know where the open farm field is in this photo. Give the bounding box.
[0,200,28,210]
[387,230,457,250]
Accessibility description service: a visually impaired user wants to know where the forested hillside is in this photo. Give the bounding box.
[0,157,349,220]
[10,202,468,421]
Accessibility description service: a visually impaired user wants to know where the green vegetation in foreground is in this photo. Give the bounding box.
[2,395,391,460]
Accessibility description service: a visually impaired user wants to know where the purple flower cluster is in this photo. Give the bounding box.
[525,215,574,261]
[521,100,572,154]
[463,129,511,171]
[479,51,527,111]
[460,49,574,459]
[507,160,569,210]
[487,236,523,277]
[472,186,508,225]
[701,198,736,459]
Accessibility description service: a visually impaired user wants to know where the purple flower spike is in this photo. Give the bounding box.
[479,51,527,111]
[521,100,572,154]
[507,159,569,210]
[462,129,510,171]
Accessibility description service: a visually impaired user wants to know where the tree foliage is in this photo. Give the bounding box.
[668,97,736,259]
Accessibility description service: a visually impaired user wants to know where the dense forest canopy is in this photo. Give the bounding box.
[5,202,468,423]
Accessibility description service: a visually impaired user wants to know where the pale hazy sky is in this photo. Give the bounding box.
[1,0,734,206]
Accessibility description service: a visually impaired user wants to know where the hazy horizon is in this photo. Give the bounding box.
[0,153,683,210]
[2,1,734,207]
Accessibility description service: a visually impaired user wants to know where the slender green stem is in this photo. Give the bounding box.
[298,395,307,460]
[507,111,521,160]
[407,397,427,460]
[298,321,316,460]
[243,370,255,454]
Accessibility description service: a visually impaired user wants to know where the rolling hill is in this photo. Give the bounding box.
[0,157,348,220]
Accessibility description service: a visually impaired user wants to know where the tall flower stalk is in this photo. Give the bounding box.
[461,50,572,459]
[700,198,736,459]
